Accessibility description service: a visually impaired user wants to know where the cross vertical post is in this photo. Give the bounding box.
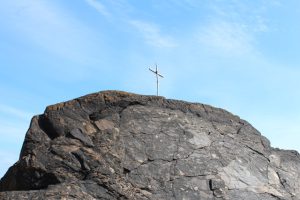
[149,64,164,96]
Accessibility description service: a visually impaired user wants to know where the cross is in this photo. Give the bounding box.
[149,64,164,96]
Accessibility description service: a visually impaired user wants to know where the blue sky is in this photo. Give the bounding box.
[0,0,299,177]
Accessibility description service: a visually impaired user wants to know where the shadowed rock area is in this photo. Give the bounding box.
[0,91,299,200]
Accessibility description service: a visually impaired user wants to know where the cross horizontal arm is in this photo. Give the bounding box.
[149,68,156,74]
[157,73,164,78]
[149,65,163,96]
[149,68,164,78]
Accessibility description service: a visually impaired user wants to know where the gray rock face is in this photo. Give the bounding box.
[0,91,299,200]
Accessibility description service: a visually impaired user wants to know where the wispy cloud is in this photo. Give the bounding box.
[165,0,199,10]
[197,20,254,56]
[84,1,177,48]
[0,1,100,65]
[84,0,111,18]
[0,104,32,121]
[194,0,282,57]
[209,0,279,33]
[129,20,177,48]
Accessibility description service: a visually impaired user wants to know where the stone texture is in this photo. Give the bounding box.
[0,90,299,200]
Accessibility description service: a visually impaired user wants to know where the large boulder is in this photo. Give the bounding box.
[0,91,299,199]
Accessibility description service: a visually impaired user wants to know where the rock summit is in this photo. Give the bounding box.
[0,91,299,199]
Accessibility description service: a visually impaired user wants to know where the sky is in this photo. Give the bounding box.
[0,0,299,177]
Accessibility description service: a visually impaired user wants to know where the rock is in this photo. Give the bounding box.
[210,179,225,190]
[0,90,299,200]
[68,128,94,147]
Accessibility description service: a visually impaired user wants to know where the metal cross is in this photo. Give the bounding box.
[149,64,164,96]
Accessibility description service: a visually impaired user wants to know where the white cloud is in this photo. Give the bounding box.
[198,20,254,56]
[0,104,32,121]
[0,1,100,65]
[129,20,177,48]
[84,0,177,48]
[166,0,199,9]
[209,0,279,34]
[193,0,288,59]
[85,0,111,18]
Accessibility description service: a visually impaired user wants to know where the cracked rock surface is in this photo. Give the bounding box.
[0,91,299,200]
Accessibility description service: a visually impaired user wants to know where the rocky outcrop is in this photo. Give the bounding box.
[0,91,299,200]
